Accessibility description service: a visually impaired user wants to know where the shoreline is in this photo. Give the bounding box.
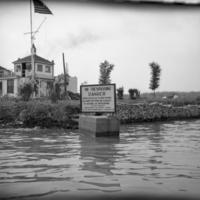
[1,117,200,130]
[0,102,200,129]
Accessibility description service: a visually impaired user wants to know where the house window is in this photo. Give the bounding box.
[26,63,32,71]
[37,64,43,72]
[45,65,51,73]
[0,81,2,96]
[16,65,21,72]
[7,79,14,94]
[0,71,3,77]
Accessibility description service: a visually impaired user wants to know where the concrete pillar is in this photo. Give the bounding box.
[2,80,7,96]
[79,115,120,137]
[14,78,18,97]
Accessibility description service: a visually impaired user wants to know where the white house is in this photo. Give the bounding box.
[0,45,78,98]
[0,44,54,97]
[0,66,17,97]
[12,45,54,97]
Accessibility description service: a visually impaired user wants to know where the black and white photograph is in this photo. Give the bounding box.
[0,0,200,199]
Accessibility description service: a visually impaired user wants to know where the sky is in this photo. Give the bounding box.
[0,0,200,93]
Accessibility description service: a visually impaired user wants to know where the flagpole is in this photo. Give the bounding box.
[30,0,35,81]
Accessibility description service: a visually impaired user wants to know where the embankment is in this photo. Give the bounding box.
[116,103,200,123]
[1,100,200,128]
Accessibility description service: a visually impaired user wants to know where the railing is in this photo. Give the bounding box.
[0,72,16,78]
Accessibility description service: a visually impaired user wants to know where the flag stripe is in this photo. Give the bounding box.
[33,0,53,15]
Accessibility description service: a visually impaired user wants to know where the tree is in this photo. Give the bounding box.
[99,60,114,84]
[128,88,140,99]
[19,79,38,101]
[149,62,161,96]
[117,87,124,99]
[56,73,70,100]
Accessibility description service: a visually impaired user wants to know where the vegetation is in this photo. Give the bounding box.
[149,62,161,96]
[0,91,200,128]
[56,73,70,100]
[117,87,124,99]
[120,91,200,107]
[49,82,61,103]
[0,98,80,128]
[99,60,114,84]
[48,74,77,103]
[19,80,38,101]
[128,88,140,99]
[19,101,80,128]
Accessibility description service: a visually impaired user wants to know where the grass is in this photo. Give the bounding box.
[119,91,200,106]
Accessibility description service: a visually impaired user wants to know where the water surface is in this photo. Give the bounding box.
[0,120,200,199]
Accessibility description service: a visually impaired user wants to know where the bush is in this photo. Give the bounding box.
[49,82,62,103]
[117,87,124,99]
[19,101,80,128]
[0,101,16,122]
[128,88,140,99]
[19,81,34,101]
[196,96,200,104]
[68,91,80,100]
[0,100,27,123]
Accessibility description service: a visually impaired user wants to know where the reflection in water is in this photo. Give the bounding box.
[0,120,200,199]
[79,134,121,192]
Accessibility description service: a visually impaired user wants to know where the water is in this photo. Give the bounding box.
[0,120,200,199]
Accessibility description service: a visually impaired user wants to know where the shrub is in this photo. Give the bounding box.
[19,101,80,128]
[117,87,124,99]
[128,88,140,99]
[19,80,36,101]
[196,96,200,104]
[0,95,18,102]
[49,82,61,103]
[19,102,54,127]
[0,100,27,123]
[0,101,16,122]
[68,91,80,100]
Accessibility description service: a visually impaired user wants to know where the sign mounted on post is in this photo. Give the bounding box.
[80,84,116,113]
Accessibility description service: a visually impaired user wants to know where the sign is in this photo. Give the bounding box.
[80,84,116,113]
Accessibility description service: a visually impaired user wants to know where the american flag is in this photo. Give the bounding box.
[33,0,53,15]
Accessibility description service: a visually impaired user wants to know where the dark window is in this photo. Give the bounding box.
[22,63,26,77]
[37,64,43,72]
[16,65,21,72]
[7,79,14,93]
[0,82,2,96]
[45,65,51,73]
[0,71,3,77]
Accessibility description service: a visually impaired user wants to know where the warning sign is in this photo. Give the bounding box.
[80,84,116,113]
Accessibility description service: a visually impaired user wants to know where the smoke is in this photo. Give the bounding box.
[56,30,100,50]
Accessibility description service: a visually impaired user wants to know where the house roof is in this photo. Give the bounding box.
[13,54,53,65]
[0,66,12,72]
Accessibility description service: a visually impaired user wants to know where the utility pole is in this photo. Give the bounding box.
[62,53,68,99]
[30,0,34,81]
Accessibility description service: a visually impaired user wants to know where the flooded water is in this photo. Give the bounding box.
[0,120,200,200]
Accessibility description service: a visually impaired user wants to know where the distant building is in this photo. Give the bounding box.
[0,45,78,98]
[0,44,54,97]
[68,76,78,93]
[0,66,16,96]
[55,74,78,94]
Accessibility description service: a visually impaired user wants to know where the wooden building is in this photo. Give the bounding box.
[0,45,54,97]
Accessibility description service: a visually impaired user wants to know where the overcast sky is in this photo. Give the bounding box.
[0,0,200,92]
